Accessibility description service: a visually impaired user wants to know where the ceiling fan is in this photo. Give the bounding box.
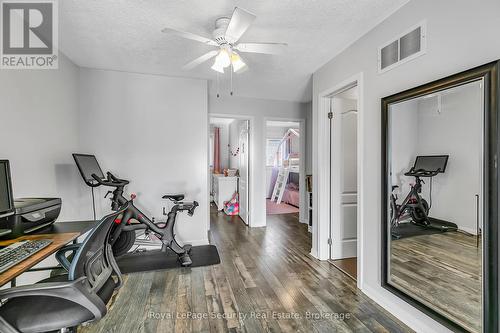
[161,7,287,74]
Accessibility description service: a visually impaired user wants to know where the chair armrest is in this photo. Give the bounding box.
[105,244,123,288]
[55,243,81,271]
[0,277,107,320]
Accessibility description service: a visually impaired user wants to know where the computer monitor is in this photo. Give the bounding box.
[72,153,105,185]
[413,155,449,173]
[0,160,14,218]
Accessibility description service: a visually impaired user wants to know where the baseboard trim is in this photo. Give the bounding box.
[310,246,319,259]
[183,238,210,246]
[459,226,479,236]
[361,284,451,333]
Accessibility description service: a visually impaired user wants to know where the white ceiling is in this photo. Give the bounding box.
[60,0,408,102]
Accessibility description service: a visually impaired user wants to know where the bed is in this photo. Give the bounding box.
[269,168,300,207]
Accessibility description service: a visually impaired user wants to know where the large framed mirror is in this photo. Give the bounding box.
[381,61,499,333]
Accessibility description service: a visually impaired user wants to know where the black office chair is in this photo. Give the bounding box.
[0,203,130,333]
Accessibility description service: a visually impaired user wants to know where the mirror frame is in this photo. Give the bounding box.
[381,61,499,333]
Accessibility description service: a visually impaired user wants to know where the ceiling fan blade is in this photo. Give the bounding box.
[183,50,219,70]
[224,7,256,44]
[162,27,218,46]
[235,42,287,55]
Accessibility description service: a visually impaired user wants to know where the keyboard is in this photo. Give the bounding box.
[0,239,52,274]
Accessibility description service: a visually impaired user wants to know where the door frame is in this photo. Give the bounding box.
[209,114,254,227]
[315,72,364,289]
[238,119,250,225]
[264,117,306,223]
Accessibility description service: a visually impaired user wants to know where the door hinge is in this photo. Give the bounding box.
[327,238,332,245]
[328,112,333,119]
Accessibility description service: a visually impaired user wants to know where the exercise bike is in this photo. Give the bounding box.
[390,155,457,238]
[73,154,198,266]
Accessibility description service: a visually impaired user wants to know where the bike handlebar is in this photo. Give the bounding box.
[188,201,199,216]
[405,168,440,177]
[91,172,130,187]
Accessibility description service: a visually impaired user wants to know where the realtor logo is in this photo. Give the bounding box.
[1,0,58,69]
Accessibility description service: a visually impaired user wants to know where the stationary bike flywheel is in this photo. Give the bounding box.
[110,225,136,257]
[410,199,429,224]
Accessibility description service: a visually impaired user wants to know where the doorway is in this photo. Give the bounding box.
[209,116,250,225]
[328,84,359,280]
[265,120,301,216]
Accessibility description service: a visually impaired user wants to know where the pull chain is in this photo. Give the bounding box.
[216,72,220,98]
[230,64,234,96]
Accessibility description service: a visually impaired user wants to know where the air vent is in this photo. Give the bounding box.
[378,22,426,73]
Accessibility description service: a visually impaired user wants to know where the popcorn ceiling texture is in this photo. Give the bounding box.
[60,0,408,102]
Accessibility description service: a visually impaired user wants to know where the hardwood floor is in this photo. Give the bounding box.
[81,208,412,333]
[390,231,482,333]
[330,258,357,281]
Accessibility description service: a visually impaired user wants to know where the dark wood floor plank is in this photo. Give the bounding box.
[203,267,229,333]
[191,267,211,333]
[212,264,241,330]
[80,206,413,333]
[142,271,168,333]
[175,270,193,333]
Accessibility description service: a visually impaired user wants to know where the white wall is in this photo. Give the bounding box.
[390,83,482,234]
[0,54,82,286]
[390,99,419,200]
[0,54,82,221]
[312,0,500,332]
[416,82,482,233]
[266,126,287,139]
[209,95,308,227]
[79,68,209,246]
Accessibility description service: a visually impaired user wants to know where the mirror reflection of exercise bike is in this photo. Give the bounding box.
[390,155,458,239]
[73,154,198,266]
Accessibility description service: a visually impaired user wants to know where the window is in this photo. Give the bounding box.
[266,139,281,166]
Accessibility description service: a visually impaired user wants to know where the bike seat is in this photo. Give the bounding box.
[162,194,185,202]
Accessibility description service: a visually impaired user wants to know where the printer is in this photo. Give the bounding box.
[0,198,62,238]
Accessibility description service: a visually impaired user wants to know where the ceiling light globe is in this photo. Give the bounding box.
[231,53,247,73]
[215,49,231,68]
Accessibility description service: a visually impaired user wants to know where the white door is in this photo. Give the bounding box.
[239,120,250,224]
[331,97,358,260]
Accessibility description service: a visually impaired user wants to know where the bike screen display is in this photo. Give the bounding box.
[413,155,449,173]
[0,161,13,215]
[73,154,105,182]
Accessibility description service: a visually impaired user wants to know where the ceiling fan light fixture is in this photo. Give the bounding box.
[211,61,225,73]
[214,49,231,68]
[231,53,247,73]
